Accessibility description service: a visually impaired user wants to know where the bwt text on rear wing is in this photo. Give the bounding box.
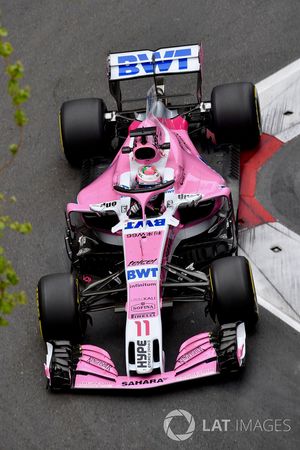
[107,44,203,110]
[108,44,202,80]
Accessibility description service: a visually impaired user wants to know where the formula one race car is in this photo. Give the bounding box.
[37,44,260,390]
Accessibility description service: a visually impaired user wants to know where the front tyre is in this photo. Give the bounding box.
[37,273,82,342]
[209,256,259,328]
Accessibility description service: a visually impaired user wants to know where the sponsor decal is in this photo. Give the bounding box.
[128,259,157,266]
[176,346,204,365]
[87,357,112,372]
[129,281,156,289]
[127,267,158,281]
[126,231,162,238]
[176,193,202,206]
[117,48,192,78]
[178,194,188,200]
[100,201,117,208]
[122,378,164,386]
[131,296,155,302]
[125,218,166,230]
[177,194,198,200]
[77,381,115,387]
[131,312,156,319]
[136,339,152,369]
[131,303,155,312]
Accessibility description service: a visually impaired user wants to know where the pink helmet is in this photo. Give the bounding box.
[136,165,161,186]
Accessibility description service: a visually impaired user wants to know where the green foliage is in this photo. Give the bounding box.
[0,16,30,165]
[0,14,31,325]
[0,26,8,37]
[14,108,28,126]
[0,250,27,326]
[0,196,31,325]
[0,40,13,57]
[9,144,18,155]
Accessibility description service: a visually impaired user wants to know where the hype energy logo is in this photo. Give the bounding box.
[109,45,200,80]
[127,265,159,282]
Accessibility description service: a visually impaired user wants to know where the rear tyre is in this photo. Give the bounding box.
[211,82,261,148]
[209,256,258,328]
[60,98,107,167]
[37,273,82,342]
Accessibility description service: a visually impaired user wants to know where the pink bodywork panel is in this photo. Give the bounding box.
[74,332,219,389]
[67,115,228,214]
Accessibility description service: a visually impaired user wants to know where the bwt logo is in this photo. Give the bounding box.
[125,218,166,230]
[127,267,159,281]
[118,48,192,77]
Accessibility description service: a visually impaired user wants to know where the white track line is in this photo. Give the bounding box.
[258,295,300,333]
[256,58,300,93]
[256,58,300,142]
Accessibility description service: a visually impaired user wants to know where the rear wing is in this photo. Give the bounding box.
[108,44,202,80]
[107,43,203,110]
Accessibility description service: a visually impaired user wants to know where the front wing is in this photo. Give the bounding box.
[44,322,246,390]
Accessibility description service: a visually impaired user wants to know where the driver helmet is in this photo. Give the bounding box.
[136,165,161,186]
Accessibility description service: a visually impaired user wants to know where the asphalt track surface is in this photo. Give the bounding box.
[0,1,300,449]
[258,135,300,235]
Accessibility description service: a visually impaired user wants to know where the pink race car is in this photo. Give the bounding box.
[37,44,260,390]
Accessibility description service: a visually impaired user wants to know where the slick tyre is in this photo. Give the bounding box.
[211,82,261,148]
[59,98,107,167]
[209,256,259,328]
[37,273,82,342]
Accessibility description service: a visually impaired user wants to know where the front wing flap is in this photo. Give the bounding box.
[44,322,245,390]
